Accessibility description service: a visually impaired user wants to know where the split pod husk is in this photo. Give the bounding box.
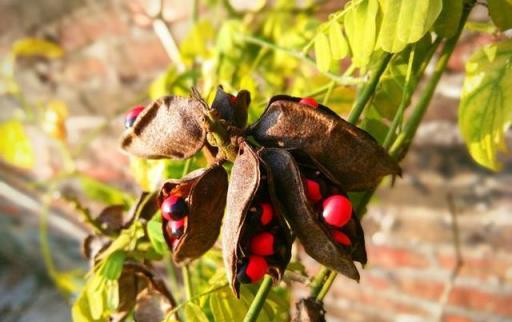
[121,96,207,159]
[260,148,366,281]
[211,85,251,129]
[249,95,401,191]
[222,142,292,297]
[158,164,228,264]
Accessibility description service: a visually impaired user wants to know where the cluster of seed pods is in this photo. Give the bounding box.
[120,86,400,295]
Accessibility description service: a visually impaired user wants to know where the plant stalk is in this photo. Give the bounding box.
[243,275,273,322]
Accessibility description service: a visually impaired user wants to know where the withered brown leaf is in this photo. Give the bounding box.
[121,96,206,159]
[158,164,228,264]
[222,142,292,297]
[260,148,362,280]
[249,95,401,191]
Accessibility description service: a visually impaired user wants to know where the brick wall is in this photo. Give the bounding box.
[1,1,511,322]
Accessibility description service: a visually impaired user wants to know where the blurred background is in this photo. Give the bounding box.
[0,0,511,321]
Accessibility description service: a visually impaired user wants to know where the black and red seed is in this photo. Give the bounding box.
[124,105,145,128]
[161,192,189,251]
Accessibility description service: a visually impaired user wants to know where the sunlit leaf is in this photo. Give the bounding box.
[328,22,349,60]
[458,39,512,171]
[434,0,463,38]
[99,250,125,280]
[180,20,216,64]
[79,175,132,207]
[147,215,167,255]
[488,0,512,31]
[184,302,210,322]
[378,0,441,53]
[72,288,106,322]
[12,38,64,59]
[0,120,34,169]
[314,33,331,72]
[465,21,498,34]
[344,0,380,67]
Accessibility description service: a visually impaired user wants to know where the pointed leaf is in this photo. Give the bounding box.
[344,0,380,67]
[328,22,349,60]
[314,33,331,72]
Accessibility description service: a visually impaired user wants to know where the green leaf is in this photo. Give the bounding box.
[99,250,125,280]
[458,39,512,171]
[79,175,132,207]
[147,215,167,255]
[488,0,512,31]
[344,0,380,67]
[314,33,331,72]
[378,0,442,53]
[0,120,34,169]
[184,302,210,322]
[434,0,463,38]
[12,38,64,59]
[72,288,106,322]
[328,22,349,60]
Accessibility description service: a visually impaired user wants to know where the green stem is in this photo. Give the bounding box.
[240,35,365,86]
[309,268,330,297]
[182,265,193,300]
[390,2,474,159]
[347,53,392,124]
[316,271,337,301]
[243,276,273,322]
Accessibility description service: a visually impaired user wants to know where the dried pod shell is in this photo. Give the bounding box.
[249,95,401,191]
[158,164,228,264]
[222,142,292,297]
[211,86,251,129]
[260,148,363,280]
[121,96,206,159]
[293,298,326,322]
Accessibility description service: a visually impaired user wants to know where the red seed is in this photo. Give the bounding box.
[244,255,268,283]
[322,195,352,228]
[169,217,187,238]
[331,230,351,246]
[304,178,323,203]
[161,195,188,221]
[229,94,237,105]
[260,203,273,225]
[299,97,318,108]
[250,232,275,256]
[124,105,145,128]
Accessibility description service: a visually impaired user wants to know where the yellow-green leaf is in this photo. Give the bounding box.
[0,120,34,169]
[79,175,132,206]
[378,0,442,53]
[488,0,512,31]
[184,302,209,322]
[314,33,331,72]
[12,38,64,59]
[459,39,512,171]
[345,0,380,67]
[329,22,349,60]
[434,0,463,38]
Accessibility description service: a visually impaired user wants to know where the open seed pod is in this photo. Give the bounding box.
[211,85,251,129]
[222,142,292,297]
[249,95,401,191]
[121,96,207,159]
[260,148,367,281]
[158,164,228,264]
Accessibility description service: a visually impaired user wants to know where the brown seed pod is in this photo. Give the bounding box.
[222,142,292,297]
[121,96,207,159]
[260,148,366,280]
[158,164,228,264]
[249,95,401,191]
[211,85,251,129]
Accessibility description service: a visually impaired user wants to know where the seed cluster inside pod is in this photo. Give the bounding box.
[301,167,354,248]
[161,190,190,251]
[236,169,288,284]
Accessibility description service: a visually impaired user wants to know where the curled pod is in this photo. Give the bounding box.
[211,85,251,129]
[260,148,366,281]
[121,96,207,159]
[222,142,292,297]
[158,164,228,264]
[249,95,401,191]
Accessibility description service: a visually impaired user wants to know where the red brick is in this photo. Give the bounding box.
[115,37,169,75]
[448,287,512,317]
[442,314,474,322]
[438,253,512,282]
[366,244,431,269]
[394,278,445,301]
[64,57,107,83]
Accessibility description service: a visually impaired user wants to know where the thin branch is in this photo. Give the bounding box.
[240,35,365,86]
[243,276,273,322]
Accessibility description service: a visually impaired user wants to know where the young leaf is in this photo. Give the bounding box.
[458,39,512,171]
[328,22,349,60]
[79,175,132,207]
[488,0,512,31]
[344,0,380,67]
[99,250,125,280]
[12,38,64,59]
[434,0,463,38]
[378,0,441,53]
[147,215,167,255]
[314,33,331,72]
[0,120,34,169]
